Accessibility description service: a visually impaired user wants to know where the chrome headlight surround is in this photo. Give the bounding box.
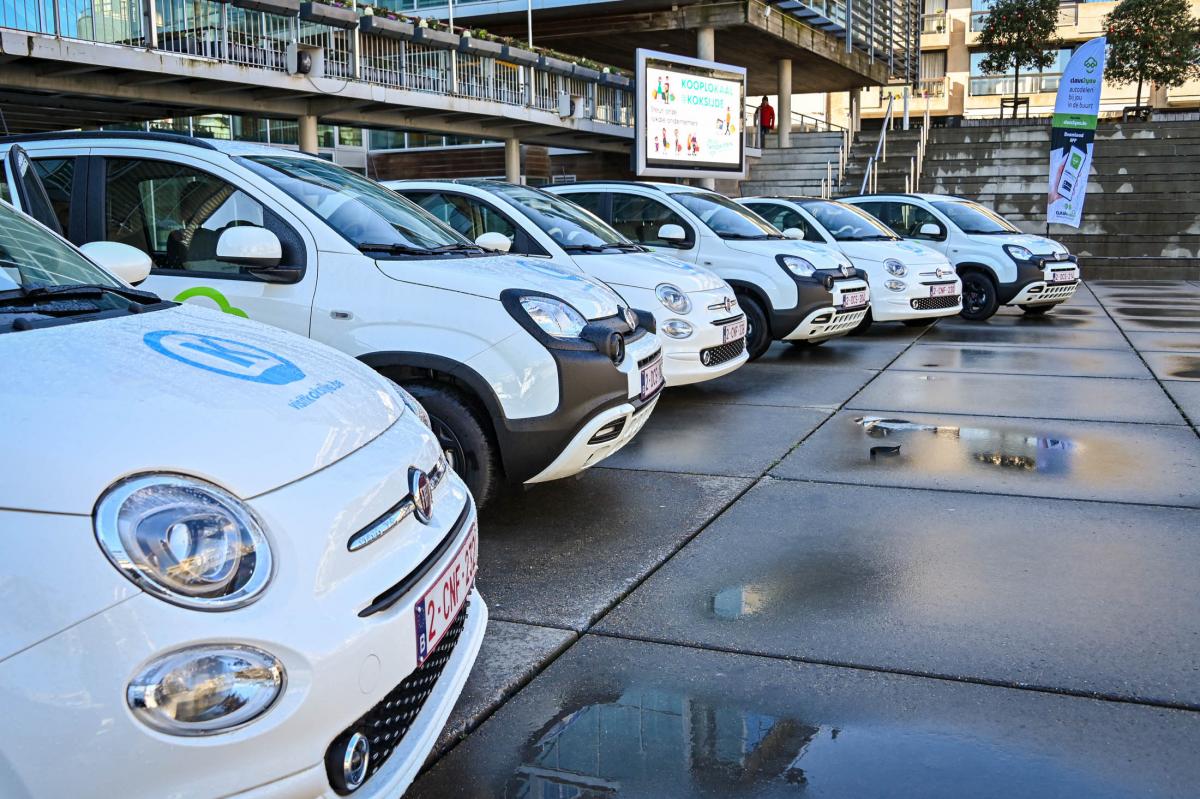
[884,279,907,292]
[655,284,692,315]
[660,318,694,339]
[884,258,907,277]
[95,474,274,611]
[1004,244,1035,263]
[777,254,816,277]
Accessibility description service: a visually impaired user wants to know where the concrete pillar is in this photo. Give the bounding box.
[777,58,792,148]
[696,26,715,61]
[849,89,861,134]
[505,137,521,184]
[298,114,318,155]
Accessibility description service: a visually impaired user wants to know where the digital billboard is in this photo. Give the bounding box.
[635,49,747,179]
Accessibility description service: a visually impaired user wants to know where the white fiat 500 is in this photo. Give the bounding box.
[738,196,962,331]
[0,200,485,799]
[389,180,749,386]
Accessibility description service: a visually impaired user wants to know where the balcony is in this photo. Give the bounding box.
[920,11,949,48]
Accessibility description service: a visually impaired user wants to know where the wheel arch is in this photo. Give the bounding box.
[726,280,773,336]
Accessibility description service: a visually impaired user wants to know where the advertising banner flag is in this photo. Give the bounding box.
[1048,37,1106,228]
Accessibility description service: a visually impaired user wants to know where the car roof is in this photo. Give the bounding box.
[842,193,964,203]
[741,195,830,204]
[549,180,706,195]
[0,130,322,161]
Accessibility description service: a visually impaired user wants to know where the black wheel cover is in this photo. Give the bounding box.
[962,274,992,316]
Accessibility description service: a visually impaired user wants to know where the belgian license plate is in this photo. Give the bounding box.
[930,284,956,297]
[640,356,665,400]
[1052,269,1077,283]
[723,317,747,344]
[414,522,478,666]
[841,290,867,309]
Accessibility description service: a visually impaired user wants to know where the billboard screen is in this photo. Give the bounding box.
[635,49,746,179]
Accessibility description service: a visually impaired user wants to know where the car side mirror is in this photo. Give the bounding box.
[217,227,299,284]
[658,223,687,244]
[919,223,943,238]
[475,231,512,253]
[782,227,804,240]
[80,241,152,286]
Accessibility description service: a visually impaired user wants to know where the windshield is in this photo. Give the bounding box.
[0,204,123,291]
[931,200,1020,235]
[671,191,783,239]
[241,156,470,253]
[480,183,633,251]
[804,201,899,241]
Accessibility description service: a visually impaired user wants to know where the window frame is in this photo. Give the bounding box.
[606,191,697,249]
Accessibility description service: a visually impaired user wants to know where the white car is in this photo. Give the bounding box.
[547,181,871,358]
[737,196,962,330]
[0,197,485,798]
[0,133,665,507]
[389,179,749,386]
[842,193,1080,321]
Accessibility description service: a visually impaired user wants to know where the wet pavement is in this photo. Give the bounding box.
[410,281,1200,797]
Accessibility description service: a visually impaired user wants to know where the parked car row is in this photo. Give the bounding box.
[0,130,1080,799]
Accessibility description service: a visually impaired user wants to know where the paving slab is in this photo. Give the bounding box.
[848,370,1183,424]
[936,311,1119,332]
[597,480,1200,707]
[921,324,1130,350]
[894,343,1153,379]
[410,636,1200,799]
[430,621,576,759]
[600,398,832,477]
[1162,381,1200,424]
[1125,331,1200,352]
[770,409,1200,507]
[477,469,751,630]
[1142,351,1200,381]
[758,339,908,370]
[670,363,877,409]
[1111,317,1200,332]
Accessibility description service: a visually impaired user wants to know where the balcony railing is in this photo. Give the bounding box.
[971,3,1079,32]
[918,76,948,98]
[969,72,1062,97]
[0,0,634,127]
[921,12,946,35]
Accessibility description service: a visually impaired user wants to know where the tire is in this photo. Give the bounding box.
[902,317,938,328]
[403,382,500,508]
[847,308,874,336]
[738,294,772,361]
[1021,304,1055,316]
[959,271,1000,321]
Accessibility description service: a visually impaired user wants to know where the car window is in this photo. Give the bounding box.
[104,158,303,277]
[30,158,75,236]
[407,191,486,239]
[746,203,821,241]
[803,200,898,242]
[610,194,692,247]
[856,201,943,241]
[671,192,780,240]
[478,183,630,251]
[561,192,606,219]
[930,200,1019,234]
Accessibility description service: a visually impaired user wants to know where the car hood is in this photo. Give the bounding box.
[574,251,726,293]
[968,233,1069,257]
[0,304,402,514]
[721,238,850,270]
[375,254,621,319]
[839,240,950,268]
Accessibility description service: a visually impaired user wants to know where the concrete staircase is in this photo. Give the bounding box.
[918,121,1200,279]
[740,131,846,197]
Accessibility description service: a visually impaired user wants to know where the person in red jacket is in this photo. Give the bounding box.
[756,96,775,148]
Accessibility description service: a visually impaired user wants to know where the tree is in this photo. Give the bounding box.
[1105,0,1200,110]
[977,0,1062,118]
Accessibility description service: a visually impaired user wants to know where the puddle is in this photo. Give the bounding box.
[1113,307,1200,319]
[1156,355,1200,380]
[855,417,1076,476]
[501,687,1138,798]
[1120,319,1200,330]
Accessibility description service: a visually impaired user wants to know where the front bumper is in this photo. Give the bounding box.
[0,421,486,799]
[656,285,749,387]
[779,276,871,342]
[871,276,963,322]
[1000,257,1080,306]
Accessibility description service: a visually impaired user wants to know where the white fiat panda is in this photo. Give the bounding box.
[548,181,871,358]
[843,193,1080,321]
[0,198,485,798]
[389,179,748,386]
[0,133,665,507]
[737,196,962,331]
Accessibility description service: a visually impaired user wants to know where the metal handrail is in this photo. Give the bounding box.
[907,101,932,193]
[860,93,894,194]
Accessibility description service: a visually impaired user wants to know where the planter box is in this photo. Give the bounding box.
[232,0,298,15]
[359,15,415,40]
[598,72,630,88]
[459,36,504,57]
[538,54,573,77]
[500,44,537,66]
[299,1,357,29]
[413,26,460,48]
[572,64,601,82]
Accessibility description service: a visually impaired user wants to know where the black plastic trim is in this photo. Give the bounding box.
[0,131,219,149]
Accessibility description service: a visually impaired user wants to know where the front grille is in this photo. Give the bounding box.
[325,602,470,794]
[700,337,746,367]
[911,295,961,311]
[637,350,661,370]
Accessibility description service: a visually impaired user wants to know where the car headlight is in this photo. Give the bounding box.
[884,258,907,277]
[884,279,907,292]
[1004,244,1035,262]
[95,475,273,610]
[660,318,694,339]
[520,296,587,339]
[655,284,692,314]
[391,382,432,429]
[128,644,284,736]
[778,255,816,277]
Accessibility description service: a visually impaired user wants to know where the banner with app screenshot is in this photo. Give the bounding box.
[1048,37,1106,228]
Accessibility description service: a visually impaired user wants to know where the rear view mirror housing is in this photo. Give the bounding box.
[658,224,687,245]
[80,241,152,285]
[475,232,512,253]
[217,227,300,284]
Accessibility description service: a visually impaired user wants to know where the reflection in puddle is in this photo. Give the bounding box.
[711,585,768,620]
[855,417,1075,475]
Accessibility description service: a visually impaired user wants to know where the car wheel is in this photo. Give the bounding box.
[1021,304,1055,316]
[739,294,772,361]
[902,317,938,327]
[959,271,999,321]
[404,382,499,508]
[847,308,874,336]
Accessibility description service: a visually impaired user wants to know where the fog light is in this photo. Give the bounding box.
[128,645,284,736]
[700,350,713,366]
[327,731,371,794]
[884,279,907,292]
[588,418,626,444]
[660,319,693,339]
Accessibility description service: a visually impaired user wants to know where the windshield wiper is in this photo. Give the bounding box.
[358,242,436,256]
[562,243,617,253]
[0,283,158,303]
[720,233,774,240]
[429,243,488,254]
[845,235,897,241]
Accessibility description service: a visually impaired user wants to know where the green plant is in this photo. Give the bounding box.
[1104,0,1200,109]
[977,0,1061,117]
